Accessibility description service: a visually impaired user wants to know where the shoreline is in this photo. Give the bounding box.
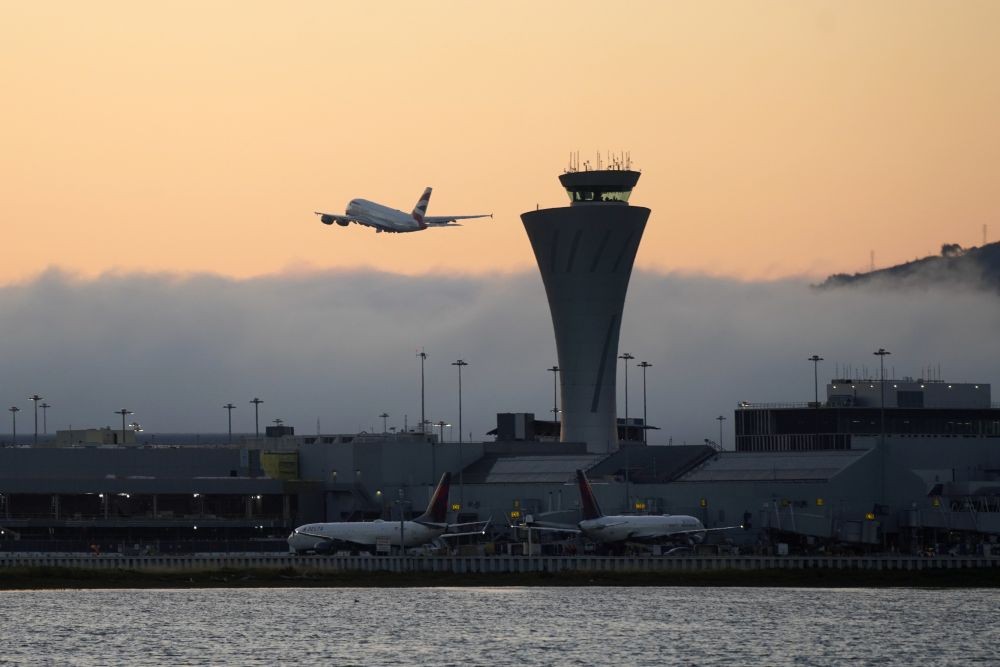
[2,566,999,590]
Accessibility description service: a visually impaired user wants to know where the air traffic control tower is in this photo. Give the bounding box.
[521,163,650,454]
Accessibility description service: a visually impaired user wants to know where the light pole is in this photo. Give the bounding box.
[547,365,560,420]
[115,409,133,445]
[874,347,891,504]
[637,362,652,444]
[250,398,263,440]
[224,403,236,443]
[417,350,427,434]
[808,355,824,407]
[379,412,389,433]
[618,352,634,439]
[451,359,468,509]
[40,402,50,435]
[716,415,726,450]
[28,395,43,446]
[8,407,19,445]
[396,490,411,557]
[435,420,449,442]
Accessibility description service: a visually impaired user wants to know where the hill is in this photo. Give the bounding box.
[818,242,1000,291]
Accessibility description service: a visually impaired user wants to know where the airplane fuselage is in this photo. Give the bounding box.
[288,519,445,553]
[344,199,424,233]
[578,514,706,544]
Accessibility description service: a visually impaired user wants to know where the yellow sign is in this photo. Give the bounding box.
[509,510,521,520]
[816,498,825,507]
[634,501,647,511]
[699,498,707,508]
[451,503,461,512]
[931,497,941,508]
[865,511,876,521]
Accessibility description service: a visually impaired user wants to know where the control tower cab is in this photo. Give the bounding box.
[521,164,650,453]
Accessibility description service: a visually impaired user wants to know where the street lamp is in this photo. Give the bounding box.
[808,355,824,407]
[114,409,133,445]
[8,407,20,445]
[379,412,389,433]
[250,398,263,440]
[435,420,449,442]
[716,415,727,450]
[40,402,50,435]
[452,359,469,509]
[395,490,412,557]
[28,395,43,446]
[874,347,891,503]
[637,362,652,444]
[417,350,427,434]
[223,403,236,443]
[547,365,560,420]
[618,353,635,438]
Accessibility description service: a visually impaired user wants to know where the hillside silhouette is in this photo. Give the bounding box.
[818,241,1000,291]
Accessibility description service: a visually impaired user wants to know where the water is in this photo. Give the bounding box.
[0,587,996,666]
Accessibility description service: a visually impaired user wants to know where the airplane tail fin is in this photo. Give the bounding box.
[411,187,432,229]
[576,469,604,520]
[417,472,451,524]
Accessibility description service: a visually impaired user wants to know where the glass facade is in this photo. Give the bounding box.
[565,189,632,203]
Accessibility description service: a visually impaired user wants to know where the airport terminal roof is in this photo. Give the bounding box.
[587,445,716,483]
[676,450,868,483]
[464,454,606,484]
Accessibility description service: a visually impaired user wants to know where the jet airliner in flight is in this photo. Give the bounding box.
[315,187,491,234]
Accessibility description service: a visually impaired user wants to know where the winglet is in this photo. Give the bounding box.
[411,187,432,229]
[576,469,603,520]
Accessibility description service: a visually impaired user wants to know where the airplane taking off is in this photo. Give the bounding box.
[315,187,491,234]
[524,470,736,545]
[287,472,487,554]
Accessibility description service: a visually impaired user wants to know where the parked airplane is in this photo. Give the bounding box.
[315,187,491,234]
[523,470,736,545]
[287,472,487,554]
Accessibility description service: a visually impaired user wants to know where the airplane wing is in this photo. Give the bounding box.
[440,518,492,538]
[423,213,492,226]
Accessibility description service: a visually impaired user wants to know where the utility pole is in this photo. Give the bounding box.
[28,395,43,446]
[808,355,824,406]
[637,362,652,444]
[223,403,236,443]
[716,415,727,450]
[250,397,263,440]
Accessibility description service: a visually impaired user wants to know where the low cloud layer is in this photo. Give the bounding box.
[1,268,997,446]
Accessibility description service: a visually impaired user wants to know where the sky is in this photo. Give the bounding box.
[1,3,998,443]
[2,1,999,283]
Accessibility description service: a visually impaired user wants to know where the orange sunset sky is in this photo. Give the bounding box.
[2,1,998,285]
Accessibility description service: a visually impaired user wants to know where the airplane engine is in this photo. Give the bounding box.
[320,214,336,225]
[336,219,349,227]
